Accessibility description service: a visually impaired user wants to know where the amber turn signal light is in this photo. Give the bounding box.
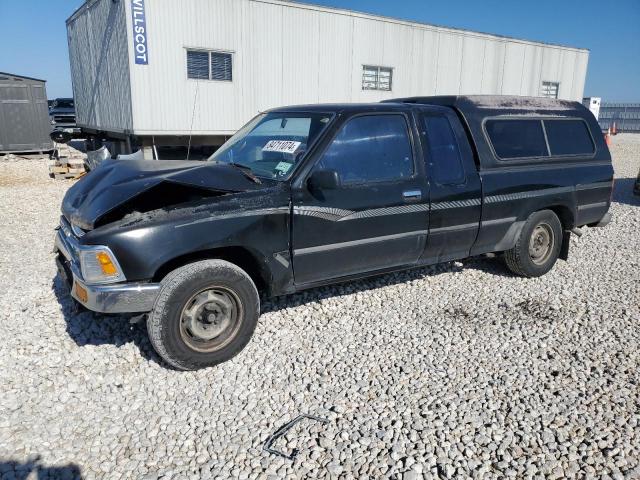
[96,251,118,276]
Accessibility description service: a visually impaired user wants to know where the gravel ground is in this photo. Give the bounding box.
[0,136,639,480]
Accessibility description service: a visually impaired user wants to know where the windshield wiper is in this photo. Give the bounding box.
[228,162,262,184]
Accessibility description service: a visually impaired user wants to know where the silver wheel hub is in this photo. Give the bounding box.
[529,223,554,265]
[181,289,236,342]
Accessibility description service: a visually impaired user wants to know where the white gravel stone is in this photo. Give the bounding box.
[0,135,639,478]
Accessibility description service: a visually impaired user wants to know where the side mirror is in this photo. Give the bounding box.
[307,169,341,190]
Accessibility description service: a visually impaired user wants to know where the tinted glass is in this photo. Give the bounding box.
[317,115,413,184]
[486,119,549,159]
[544,120,594,156]
[211,52,232,81]
[52,98,74,109]
[423,116,465,184]
[187,51,209,79]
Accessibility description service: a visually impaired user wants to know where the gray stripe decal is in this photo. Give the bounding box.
[294,181,610,222]
[485,186,574,204]
[294,230,429,256]
[174,183,610,229]
[576,182,613,191]
[430,222,479,233]
[175,207,289,229]
[340,204,429,221]
[293,204,430,222]
[481,217,518,227]
[294,206,353,222]
[431,199,481,209]
[486,182,612,204]
[577,201,608,211]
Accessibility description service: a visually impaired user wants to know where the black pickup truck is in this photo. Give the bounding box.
[55,95,613,370]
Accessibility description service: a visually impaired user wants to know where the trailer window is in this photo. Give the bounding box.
[541,81,560,99]
[485,119,549,159]
[187,50,233,81]
[362,66,393,91]
[211,52,233,81]
[544,120,595,156]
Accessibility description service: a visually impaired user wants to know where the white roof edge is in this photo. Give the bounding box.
[66,0,102,24]
[254,0,590,53]
[66,0,589,53]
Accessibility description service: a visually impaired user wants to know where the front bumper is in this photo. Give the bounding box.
[54,227,160,314]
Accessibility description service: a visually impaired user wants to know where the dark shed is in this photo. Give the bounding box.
[0,72,53,153]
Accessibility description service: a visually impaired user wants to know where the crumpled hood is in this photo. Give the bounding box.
[62,159,263,230]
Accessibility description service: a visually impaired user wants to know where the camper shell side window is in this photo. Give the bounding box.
[483,116,597,162]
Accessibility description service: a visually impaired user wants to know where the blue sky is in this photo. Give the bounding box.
[0,0,638,101]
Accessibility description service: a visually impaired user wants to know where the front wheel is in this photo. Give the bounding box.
[504,210,563,278]
[147,260,260,370]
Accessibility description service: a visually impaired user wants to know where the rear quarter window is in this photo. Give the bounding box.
[423,115,465,184]
[544,119,595,156]
[485,119,549,159]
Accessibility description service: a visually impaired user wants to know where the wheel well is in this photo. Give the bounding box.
[153,247,269,293]
[545,205,575,230]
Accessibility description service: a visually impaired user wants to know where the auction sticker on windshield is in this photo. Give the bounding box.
[263,140,302,155]
[274,162,293,175]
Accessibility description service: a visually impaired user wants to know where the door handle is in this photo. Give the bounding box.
[403,190,422,201]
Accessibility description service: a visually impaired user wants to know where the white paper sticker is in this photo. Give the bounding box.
[262,140,302,155]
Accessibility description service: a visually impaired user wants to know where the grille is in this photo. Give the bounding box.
[54,115,76,124]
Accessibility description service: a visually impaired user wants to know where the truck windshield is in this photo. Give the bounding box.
[52,99,75,109]
[208,112,333,180]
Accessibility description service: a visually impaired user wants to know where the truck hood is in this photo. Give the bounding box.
[62,159,265,230]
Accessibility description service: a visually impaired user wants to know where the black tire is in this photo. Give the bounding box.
[147,260,260,370]
[504,210,563,278]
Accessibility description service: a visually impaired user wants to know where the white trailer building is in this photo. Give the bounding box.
[67,0,590,157]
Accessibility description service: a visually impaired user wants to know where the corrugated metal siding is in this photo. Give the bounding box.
[481,41,506,94]
[67,0,132,132]
[459,37,485,94]
[103,0,590,135]
[0,75,52,153]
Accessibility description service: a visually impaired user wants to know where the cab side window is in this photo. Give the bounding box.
[422,115,465,185]
[316,114,414,184]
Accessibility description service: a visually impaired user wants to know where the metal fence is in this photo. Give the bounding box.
[598,103,640,133]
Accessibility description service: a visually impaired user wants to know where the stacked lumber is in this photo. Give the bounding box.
[48,143,87,180]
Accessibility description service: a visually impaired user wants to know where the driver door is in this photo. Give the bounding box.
[291,112,430,286]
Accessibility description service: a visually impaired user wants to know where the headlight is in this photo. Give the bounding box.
[78,247,126,284]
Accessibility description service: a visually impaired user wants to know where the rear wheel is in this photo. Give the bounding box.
[504,210,563,277]
[147,260,260,370]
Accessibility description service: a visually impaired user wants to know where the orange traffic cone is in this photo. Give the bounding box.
[605,132,611,146]
[612,122,617,135]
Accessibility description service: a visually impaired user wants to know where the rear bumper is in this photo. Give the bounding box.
[54,229,160,314]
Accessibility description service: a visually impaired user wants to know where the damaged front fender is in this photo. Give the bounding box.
[61,159,266,230]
